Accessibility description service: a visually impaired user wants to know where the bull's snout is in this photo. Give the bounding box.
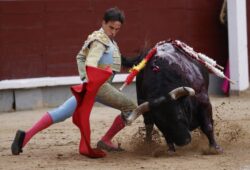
[173,131,191,146]
[175,135,191,146]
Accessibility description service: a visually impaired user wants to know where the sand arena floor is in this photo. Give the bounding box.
[1,89,250,170]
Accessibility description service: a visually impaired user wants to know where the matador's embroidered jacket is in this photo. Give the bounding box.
[76,28,121,80]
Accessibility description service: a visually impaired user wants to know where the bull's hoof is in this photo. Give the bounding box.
[166,143,176,156]
[202,145,223,155]
[212,145,223,154]
[167,148,176,156]
[97,140,125,152]
[144,137,153,144]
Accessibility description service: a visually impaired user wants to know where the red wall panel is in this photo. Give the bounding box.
[0,0,243,80]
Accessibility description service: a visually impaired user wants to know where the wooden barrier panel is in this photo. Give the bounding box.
[0,0,245,80]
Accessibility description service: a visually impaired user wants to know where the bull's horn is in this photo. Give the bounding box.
[168,87,195,100]
[126,102,150,125]
[126,87,195,125]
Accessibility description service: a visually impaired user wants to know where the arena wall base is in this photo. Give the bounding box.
[14,86,73,111]
[0,74,224,113]
[208,74,224,95]
[0,90,14,112]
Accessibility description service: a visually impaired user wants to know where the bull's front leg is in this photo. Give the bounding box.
[145,124,154,142]
[138,101,154,143]
[162,133,176,154]
[199,102,223,154]
[142,112,154,142]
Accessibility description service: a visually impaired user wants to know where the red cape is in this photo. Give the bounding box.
[71,66,112,158]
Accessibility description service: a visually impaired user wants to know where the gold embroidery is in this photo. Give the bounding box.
[76,28,122,79]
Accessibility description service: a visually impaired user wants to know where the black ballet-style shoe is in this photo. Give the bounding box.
[11,130,26,155]
[97,140,124,152]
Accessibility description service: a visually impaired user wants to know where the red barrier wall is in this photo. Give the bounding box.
[0,0,245,80]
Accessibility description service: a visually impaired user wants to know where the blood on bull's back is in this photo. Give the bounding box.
[139,42,209,101]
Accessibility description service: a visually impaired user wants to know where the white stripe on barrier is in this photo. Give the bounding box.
[0,74,134,90]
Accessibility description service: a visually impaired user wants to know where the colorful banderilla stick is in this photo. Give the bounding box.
[119,47,157,91]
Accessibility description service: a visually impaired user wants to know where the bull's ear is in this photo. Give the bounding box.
[168,87,195,100]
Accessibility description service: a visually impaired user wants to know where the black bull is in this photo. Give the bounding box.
[124,42,223,153]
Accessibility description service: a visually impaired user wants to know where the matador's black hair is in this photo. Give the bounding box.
[103,7,125,24]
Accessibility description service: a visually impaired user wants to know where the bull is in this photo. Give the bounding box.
[123,40,223,154]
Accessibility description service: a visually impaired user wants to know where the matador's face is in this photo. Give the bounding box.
[102,20,122,39]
